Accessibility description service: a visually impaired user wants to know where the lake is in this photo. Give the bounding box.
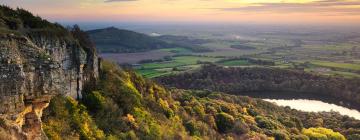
[264,99,360,120]
[236,91,360,120]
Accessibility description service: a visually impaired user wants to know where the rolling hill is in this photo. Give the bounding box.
[87,27,174,53]
[87,27,212,53]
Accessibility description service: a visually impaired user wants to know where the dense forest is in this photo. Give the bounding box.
[41,61,360,140]
[158,64,360,110]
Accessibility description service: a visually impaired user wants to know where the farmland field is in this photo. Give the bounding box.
[310,61,360,71]
[136,55,222,78]
[100,27,360,79]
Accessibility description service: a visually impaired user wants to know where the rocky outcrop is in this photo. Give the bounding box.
[0,32,99,139]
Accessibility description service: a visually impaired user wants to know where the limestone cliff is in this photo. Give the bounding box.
[0,6,99,140]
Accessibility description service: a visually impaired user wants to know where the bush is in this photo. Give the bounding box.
[215,112,235,133]
[82,91,106,112]
[184,120,200,136]
[233,120,250,135]
[255,116,278,130]
[348,134,360,140]
[272,130,290,140]
[42,96,105,140]
[302,127,346,140]
[291,134,309,140]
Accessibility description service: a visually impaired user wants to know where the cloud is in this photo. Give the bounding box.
[218,0,360,14]
[104,0,137,3]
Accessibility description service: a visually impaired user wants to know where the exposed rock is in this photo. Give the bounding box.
[0,32,99,139]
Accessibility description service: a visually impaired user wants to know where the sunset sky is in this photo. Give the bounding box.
[2,0,360,25]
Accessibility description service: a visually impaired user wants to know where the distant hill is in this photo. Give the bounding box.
[87,27,212,53]
[87,27,175,53]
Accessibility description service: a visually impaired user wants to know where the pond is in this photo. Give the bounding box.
[264,99,360,120]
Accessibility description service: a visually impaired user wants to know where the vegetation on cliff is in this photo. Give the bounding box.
[0,5,70,38]
[42,61,360,140]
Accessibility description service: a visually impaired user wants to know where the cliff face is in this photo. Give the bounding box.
[0,31,99,139]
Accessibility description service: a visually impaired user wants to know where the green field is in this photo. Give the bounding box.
[137,56,223,78]
[112,31,360,79]
[310,61,360,71]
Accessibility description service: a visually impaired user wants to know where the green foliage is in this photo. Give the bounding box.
[158,65,360,106]
[0,118,5,127]
[215,112,235,133]
[42,60,360,139]
[255,116,278,130]
[82,91,106,112]
[0,6,68,35]
[271,130,290,140]
[99,62,142,113]
[158,98,175,118]
[291,135,310,140]
[42,96,105,140]
[348,134,360,140]
[184,120,201,136]
[302,127,346,140]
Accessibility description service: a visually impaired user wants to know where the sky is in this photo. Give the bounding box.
[2,0,360,25]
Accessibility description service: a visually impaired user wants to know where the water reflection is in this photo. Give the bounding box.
[264,99,360,120]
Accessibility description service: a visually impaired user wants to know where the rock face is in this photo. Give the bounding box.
[0,33,99,139]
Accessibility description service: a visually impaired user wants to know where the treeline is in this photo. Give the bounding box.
[138,56,173,64]
[0,5,69,38]
[41,61,360,140]
[230,44,256,50]
[158,64,360,109]
[217,57,275,66]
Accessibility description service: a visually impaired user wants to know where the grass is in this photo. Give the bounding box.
[136,69,172,78]
[136,56,222,78]
[310,61,360,71]
[329,71,360,78]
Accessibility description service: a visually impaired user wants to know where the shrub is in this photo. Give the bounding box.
[291,134,309,140]
[42,96,105,140]
[302,127,346,140]
[348,134,360,140]
[272,130,290,140]
[184,120,200,136]
[255,116,278,130]
[215,112,235,133]
[82,91,106,112]
[233,120,250,135]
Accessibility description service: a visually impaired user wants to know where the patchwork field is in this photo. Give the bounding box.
[135,55,222,78]
[100,28,360,79]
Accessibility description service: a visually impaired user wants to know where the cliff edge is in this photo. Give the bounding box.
[0,6,98,140]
